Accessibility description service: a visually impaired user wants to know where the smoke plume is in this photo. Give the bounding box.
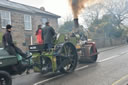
[69,0,101,18]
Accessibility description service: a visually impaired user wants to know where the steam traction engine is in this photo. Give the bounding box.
[29,18,98,74]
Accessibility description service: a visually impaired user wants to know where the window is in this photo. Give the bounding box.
[24,15,32,30]
[42,18,48,27]
[0,11,11,28]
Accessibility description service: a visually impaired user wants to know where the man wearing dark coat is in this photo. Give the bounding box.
[2,24,27,58]
[2,25,16,55]
[42,22,55,50]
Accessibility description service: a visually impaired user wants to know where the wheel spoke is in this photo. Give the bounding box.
[59,42,78,73]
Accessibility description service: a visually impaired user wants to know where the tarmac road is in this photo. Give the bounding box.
[12,45,128,85]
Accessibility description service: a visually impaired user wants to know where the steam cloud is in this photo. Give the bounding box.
[69,0,101,18]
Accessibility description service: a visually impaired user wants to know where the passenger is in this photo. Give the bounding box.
[2,24,27,58]
[35,25,43,44]
[42,22,55,50]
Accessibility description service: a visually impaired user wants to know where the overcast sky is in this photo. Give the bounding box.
[11,0,72,24]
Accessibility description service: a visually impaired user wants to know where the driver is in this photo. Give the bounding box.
[2,24,27,58]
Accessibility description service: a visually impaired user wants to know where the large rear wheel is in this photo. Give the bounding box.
[0,71,12,85]
[59,42,78,73]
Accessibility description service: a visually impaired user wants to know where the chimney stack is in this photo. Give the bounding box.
[40,7,45,11]
[74,18,79,29]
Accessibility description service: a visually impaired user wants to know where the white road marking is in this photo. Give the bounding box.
[34,51,128,85]
[120,51,128,55]
[75,65,89,71]
[34,65,89,85]
[33,74,64,85]
[98,55,120,63]
[99,51,128,63]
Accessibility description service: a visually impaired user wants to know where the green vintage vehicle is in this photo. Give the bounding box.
[0,48,32,85]
[0,49,15,85]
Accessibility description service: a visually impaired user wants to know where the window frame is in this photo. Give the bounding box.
[24,14,32,30]
[0,10,11,28]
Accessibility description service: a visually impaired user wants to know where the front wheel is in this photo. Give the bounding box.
[59,42,78,73]
[0,71,12,85]
[89,47,98,63]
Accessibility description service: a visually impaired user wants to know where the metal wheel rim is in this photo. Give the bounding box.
[61,43,77,71]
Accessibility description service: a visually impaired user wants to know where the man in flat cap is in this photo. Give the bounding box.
[2,24,27,58]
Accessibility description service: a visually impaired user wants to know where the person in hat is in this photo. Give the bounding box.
[2,24,27,58]
[2,24,16,55]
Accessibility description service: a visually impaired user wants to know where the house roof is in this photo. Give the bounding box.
[0,0,60,18]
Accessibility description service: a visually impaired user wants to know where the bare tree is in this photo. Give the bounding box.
[81,3,103,27]
[104,0,128,29]
[82,0,128,29]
